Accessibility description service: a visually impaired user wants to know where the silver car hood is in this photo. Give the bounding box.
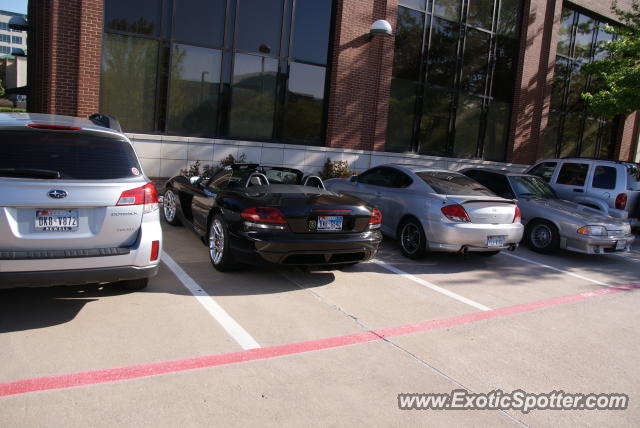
[523,197,628,227]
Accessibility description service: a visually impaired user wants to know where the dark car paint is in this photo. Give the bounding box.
[164,175,382,266]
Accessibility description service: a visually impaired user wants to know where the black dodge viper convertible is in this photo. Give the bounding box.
[162,164,382,271]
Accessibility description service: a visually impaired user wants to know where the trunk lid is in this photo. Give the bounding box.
[446,196,517,224]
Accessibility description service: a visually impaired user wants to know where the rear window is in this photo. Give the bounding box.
[416,171,495,196]
[0,131,141,180]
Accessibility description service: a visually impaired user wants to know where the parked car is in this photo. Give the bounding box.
[324,164,523,258]
[526,158,640,227]
[0,113,162,290]
[162,164,382,270]
[463,169,634,254]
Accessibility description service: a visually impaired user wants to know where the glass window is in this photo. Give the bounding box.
[0,35,9,43]
[419,88,452,155]
[173,0,225,47]
[592,166,617,189]
[460,28,490,94]
[566,63,587,111]
[101,34,159,132]
[433,0,461,21]
[550,58,569,108]
[417,171,494,195]
[543,113,560,158]
[497,0,521,38]
[104,0,161,36]
[167,44,222,137]
[292,0,332,65]
[427,18,460,88]
[206,167,234,190]
[387,79,418,153]
[556,162,589,186]
[559,112,581,157]
[492,36,517,101]
[282,62,326,144]
[483,101,510,162]
[0,23,7,30]
[594,27,614,61]
[453,95,482,158]
[358,167,412,188]
[471,172,513,197]
[12,36,22,44]
[236,0,284,56]
[598,121,616,159]
[228,54,278,139]
[510,176,557,198]
[400,0,428,9]
[393,7,426,81]
[557,8,574,56]
[468,0,494,30]
[528,162,557,182]
[580,117,599,158]
[574,13,595,60]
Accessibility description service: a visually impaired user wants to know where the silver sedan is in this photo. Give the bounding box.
[463,169,635,254]
[324,164,523,258]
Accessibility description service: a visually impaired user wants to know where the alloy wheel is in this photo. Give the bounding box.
[401,222,421,255]
[163,190,177,222]
[209,219,225,265]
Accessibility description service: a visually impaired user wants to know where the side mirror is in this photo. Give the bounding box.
[350,175,358,183]
[189,176,203,187]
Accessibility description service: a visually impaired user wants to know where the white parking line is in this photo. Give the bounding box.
[500,252,611,287]
[161,251,261,350]
[371,259,492,311]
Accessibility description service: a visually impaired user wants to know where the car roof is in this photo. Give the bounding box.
[462,167,531,177]
[386,163,458,174]
[0,113,123,136]
[538,157,635,167]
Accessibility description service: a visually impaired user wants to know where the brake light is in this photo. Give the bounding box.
[513,205,521,223]
[441,204,471,222]
[615,193,627,210]
[27,124,81,130]
[150,240,160,261]
[369,208,382,228]
[241,207,287,224]
[117,183,158,213]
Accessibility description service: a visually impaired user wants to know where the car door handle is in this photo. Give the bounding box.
[573,189,584,193]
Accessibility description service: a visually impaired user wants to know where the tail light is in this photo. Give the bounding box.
[441,204,471,223]
[369,208,382,229]
[615,193,627,210]
[117,183,159,213]
[27,124,81,130]
[150,240,160,261]
[513,205,521,223]
[241,207,287,224]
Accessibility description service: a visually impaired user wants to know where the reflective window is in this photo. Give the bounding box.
[173,0,225,47]
[528,162,557,182]
[387,79,418,153]
[433,0,461,21]
[393,7,426,81]
[592,166,617,189]
[105,0,161,36]
[497,0,521,38]
[417,171,494,196]
[453,94,482,158]
[229,54,278,139]
[100,34,159,132]
[557,163,589,186]
[419,89,452,155]
[427,18,460,88]
[483,101,510,161]
[292,0,332,65]
[283,62,326,143]
[468,0,494,30]
[236,0,284,55]
[400,0,428,9]
[167,44,222,137]
[461,28,490,94]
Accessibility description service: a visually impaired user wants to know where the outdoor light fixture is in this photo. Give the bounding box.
[367,19,392,41]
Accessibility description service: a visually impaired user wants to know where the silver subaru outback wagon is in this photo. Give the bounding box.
[0,113,162,290]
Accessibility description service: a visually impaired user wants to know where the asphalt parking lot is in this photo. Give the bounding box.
[1,220,639,427]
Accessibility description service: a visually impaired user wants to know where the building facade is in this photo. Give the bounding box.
[27,0,640,177]
[0,10,27,56]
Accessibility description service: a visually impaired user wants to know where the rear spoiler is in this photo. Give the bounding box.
[456,198,516,205]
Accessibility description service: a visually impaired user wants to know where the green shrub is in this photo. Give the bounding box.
[319,158,354,180]
[0,107,26,113]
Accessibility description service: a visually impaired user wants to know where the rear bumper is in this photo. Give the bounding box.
[0,264,159,288]
[425,221,524,253]
[561,233,636,255]
[229,230,382,265]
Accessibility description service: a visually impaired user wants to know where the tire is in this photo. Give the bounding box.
[208,214,237,271]
[525,220,560,254]
[162,189,182,226]
[478,250,501,257]
[120,278,149,290]
[398,218,428,259]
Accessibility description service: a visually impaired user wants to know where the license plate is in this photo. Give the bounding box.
[35,209,79,231]
[487,236,505,247]
[615,240,626,250]
[317,216,343,231]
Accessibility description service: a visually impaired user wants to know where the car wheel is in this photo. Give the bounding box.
[163,189,182,226]
[478,251,501,257]
[525,220,560,254]
[399,218,427,259]
[120,278,149,290]
[209,214,237,271]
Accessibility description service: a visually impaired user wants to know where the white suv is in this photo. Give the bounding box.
[527,158,640,227]
[0,113,162,290]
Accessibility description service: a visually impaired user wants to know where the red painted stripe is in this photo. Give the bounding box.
[1,284,636,398]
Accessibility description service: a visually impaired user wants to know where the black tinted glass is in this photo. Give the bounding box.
[498,0,521,38]
[453,94,482,157]
[0,132,140,180]
[427,18,459,88]
[283,62,326,144]
[174,0,225,46]
[592,166,616,189]
[236,0,284,55]
[105,0,161,36]
[557,163,588,186]
[387,78,418,153]
[467,0,493,30]
[417,171,494,195]
[433,0,461,21]
[292,0,332,65]
[461,28,490,94]
[419,88,452,155]
[393,7,425,81]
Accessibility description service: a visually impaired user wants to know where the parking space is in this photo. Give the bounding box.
[1,221,639,426]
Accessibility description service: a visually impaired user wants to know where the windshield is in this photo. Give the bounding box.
[0,131,141,180]
[509,175,557,199]
[416,171,495,196]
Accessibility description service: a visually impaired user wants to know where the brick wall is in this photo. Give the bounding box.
[28,0,102,117]
[325,0,397,151]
